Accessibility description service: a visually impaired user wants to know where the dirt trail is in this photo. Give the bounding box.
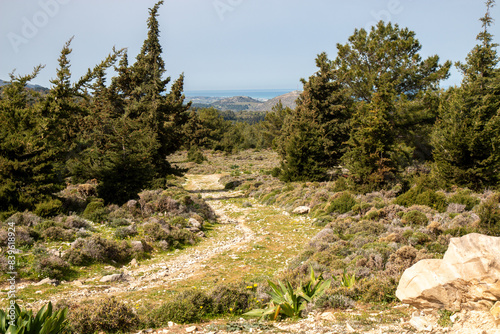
[27,174,257,306]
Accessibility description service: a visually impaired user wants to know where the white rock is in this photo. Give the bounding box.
[396,233,500,310]
[185,326,197,333]
[100,273,130,283]
[409,314,433,332]
[189,218,202,229]
[292,206,310,215]
[34,278,59,286]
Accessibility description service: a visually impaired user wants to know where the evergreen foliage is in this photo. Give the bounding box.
[334,21,450,187]
[432,0,500,189]
[277,53,352,181]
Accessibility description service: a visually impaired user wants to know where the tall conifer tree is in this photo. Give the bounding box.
[432,0,500,189]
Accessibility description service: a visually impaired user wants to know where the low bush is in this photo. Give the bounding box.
[82,200,108,223]
[314,293,355,310]
[395,186,448,212]
[449,190,480,211]
[41,226,75,242]
[68,298,137,334]
[34,199,63,218]
[401,210,428,226]
[327,192,357,214]
[187,146,206,164]
[4,211,41,226]
[64,235,131,265]
[33,255,72,280]
[209,284,253,315]
[146,290,213,326]
[114,226,137,239]
[476,193,500,235]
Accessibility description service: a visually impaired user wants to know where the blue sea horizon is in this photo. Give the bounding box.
[184,88,297,100]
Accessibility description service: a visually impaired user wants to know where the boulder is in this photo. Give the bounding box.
[292,206,310,215]
[189,218,202,229]
[34,278,60,286]
[100,273,129,283]
[396,233,500,310]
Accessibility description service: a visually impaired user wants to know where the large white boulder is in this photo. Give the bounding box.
[396,233,500,310]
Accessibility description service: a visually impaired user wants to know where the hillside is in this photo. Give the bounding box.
[188,90,301,112]
[0,79,49,93]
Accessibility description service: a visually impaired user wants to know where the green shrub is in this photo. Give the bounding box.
[142,222,170,242]
[68,298,137,334]
[4,211,41,227]
[114,226,137,239]
[41,226,75,242]
[395,186,448,212]
[106,218,131,228]
[449,190,480,210]
[146,290,213,325]
[210,284,252,315]
[187,146,206,164]
[401,210,428,226]
[476,193,500,235]
[34,199,62,218]
[33,255,72,280]
[357,276,398,303]
[82,200,108,223]
[327,193,357,214]
[64,235,131,265]
[314,293,355,310]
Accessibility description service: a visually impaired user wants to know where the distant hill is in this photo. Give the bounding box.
[187,90,301,112]
[0,79,49,93]
[252,90,300,111]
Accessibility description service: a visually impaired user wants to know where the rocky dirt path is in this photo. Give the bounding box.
[26,174,259,306]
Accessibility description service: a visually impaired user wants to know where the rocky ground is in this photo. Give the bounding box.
[7,173,500,333]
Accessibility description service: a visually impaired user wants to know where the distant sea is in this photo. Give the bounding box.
[184,89,296,100]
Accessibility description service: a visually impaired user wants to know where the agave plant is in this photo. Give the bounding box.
[0,302,67,334]
[338,268,356,288]
[244,267,331,321]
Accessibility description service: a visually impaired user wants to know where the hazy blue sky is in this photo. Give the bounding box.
[1,0,499,91]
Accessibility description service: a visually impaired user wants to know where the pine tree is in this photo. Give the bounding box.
[332,22,450,186]
[277,53,352,181]
[432,0,500,189]
[342,87,396,188]
[0,66,65,217]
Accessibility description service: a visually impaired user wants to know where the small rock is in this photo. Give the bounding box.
[73,280,83,286]
[130,258,139,267]
[35,291,42,294]
[188,218,202,229]
[491,301,500,321]
[320,312,335,321]
[104,265,115,270]
[100,273,129,283]
[345,322,355,332]
[34,278,60,286]
[185,326,197,333]
[168,321,175,327]
[409,314,433,332]
[292,206,310,215]
[450,313,459,323]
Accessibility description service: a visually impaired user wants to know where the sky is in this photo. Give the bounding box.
[1,0,499,92]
